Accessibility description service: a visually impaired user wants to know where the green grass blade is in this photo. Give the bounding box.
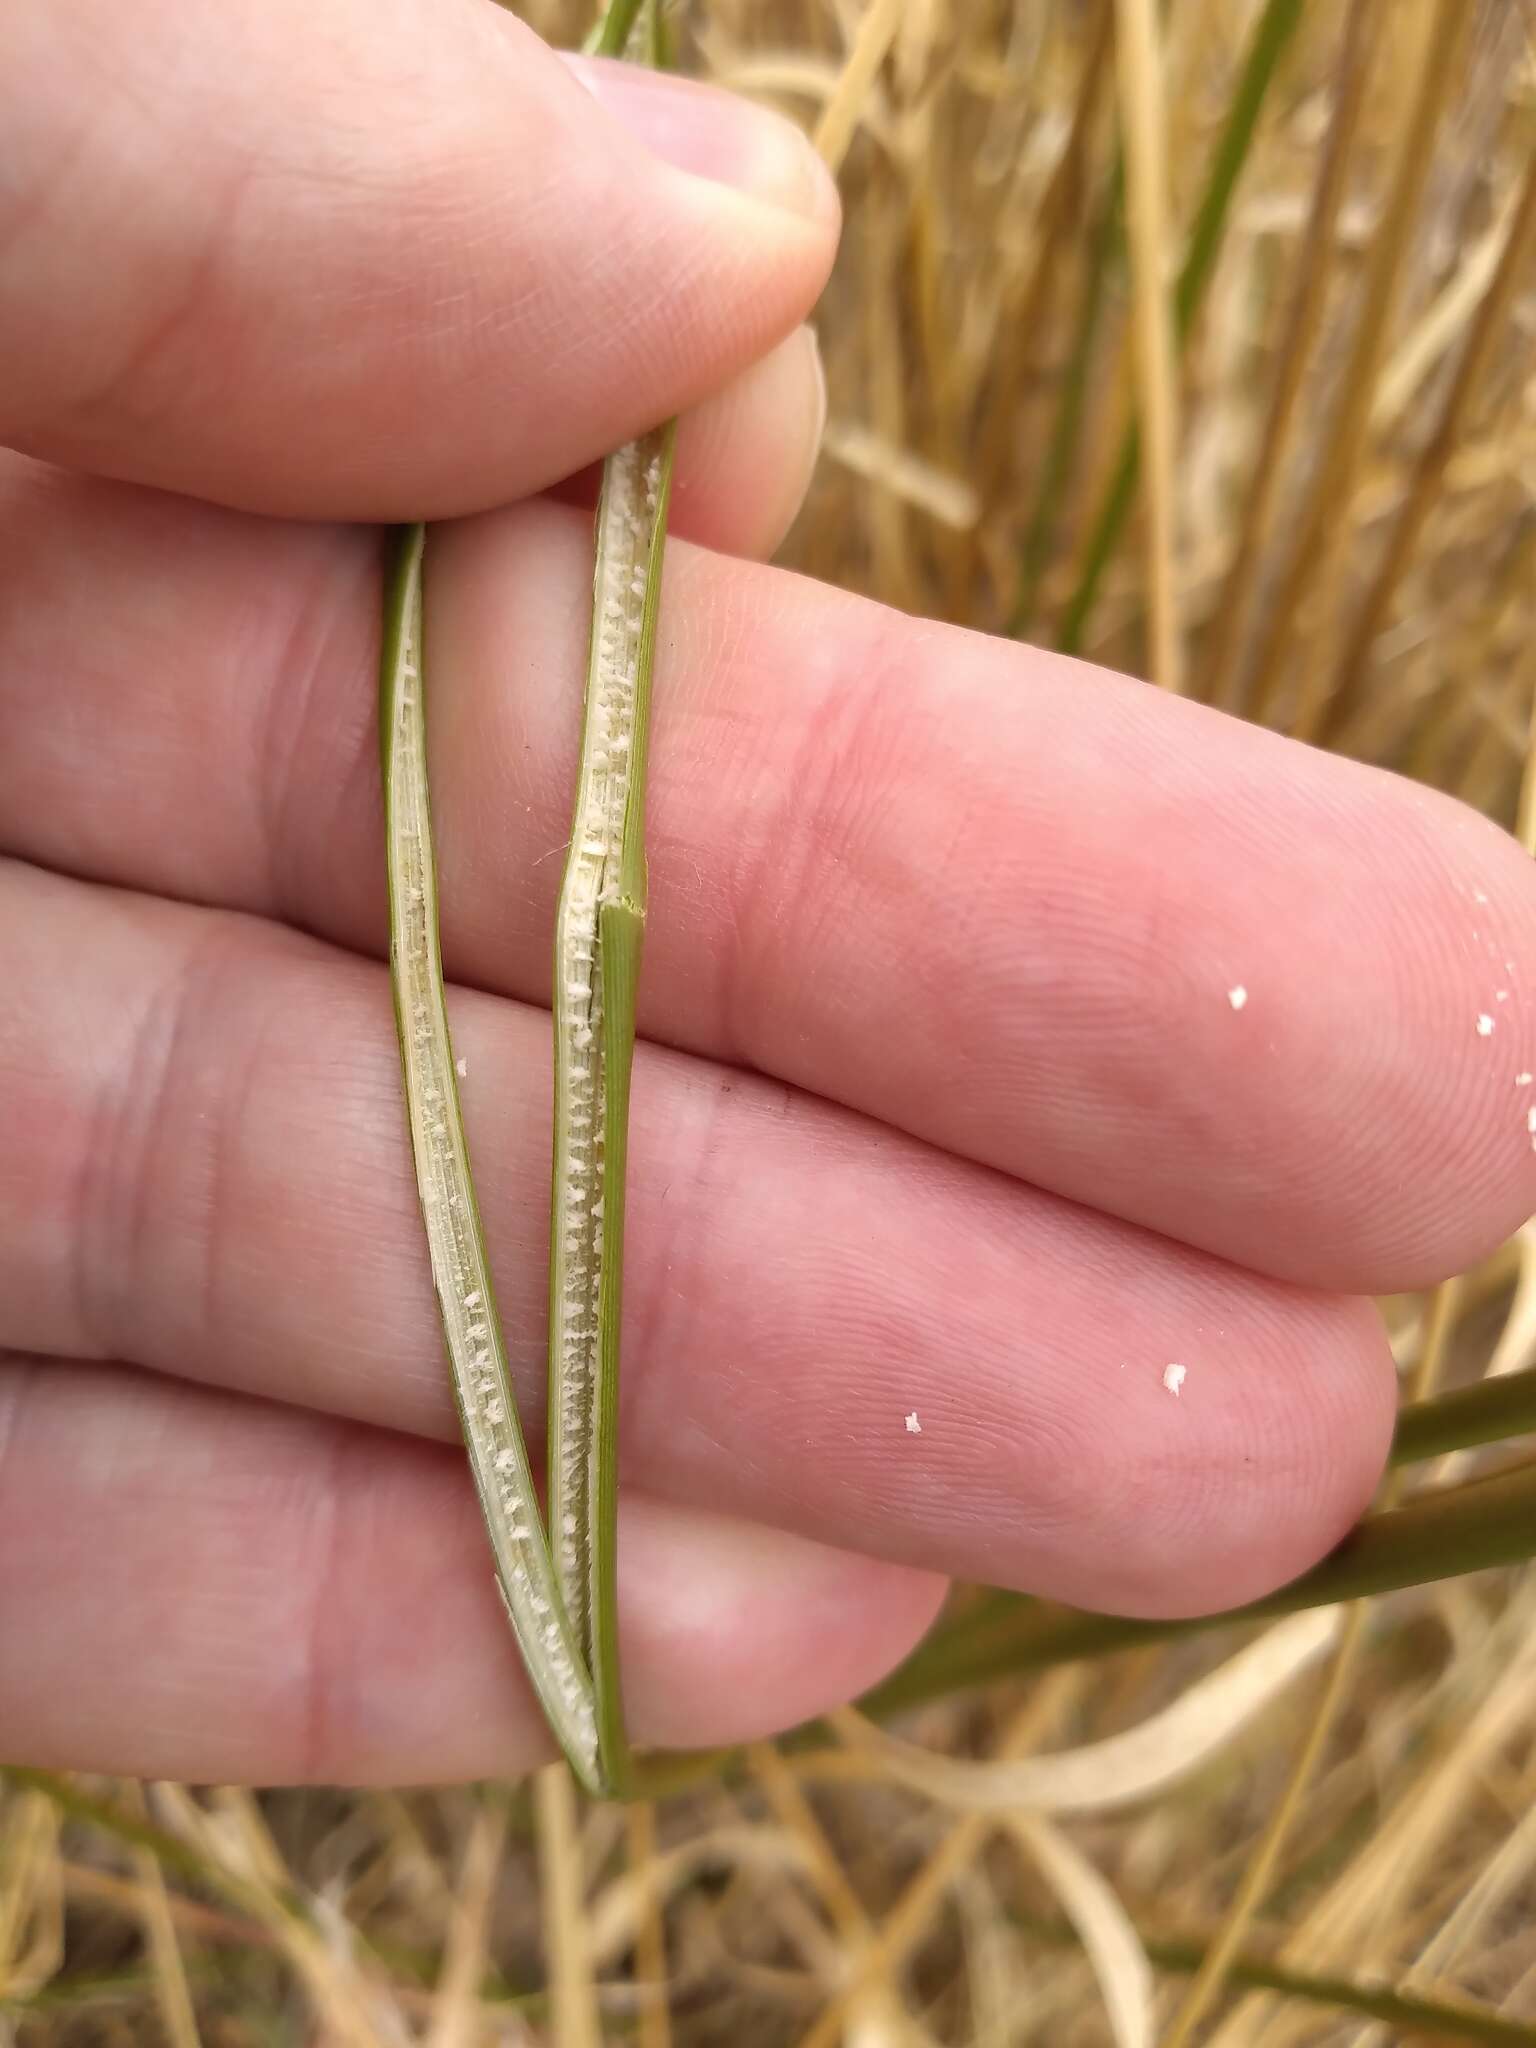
[380,525,600,1790]
[864,1450,1536,1715]
[1003,1906,1536,2045]
[583,0,645,57]
[1054,0,1306,656]
[538,0,678,1802]
[1142,1937,1536,2043]
[1391,1363,1536,1467]
[548,424,676,1797]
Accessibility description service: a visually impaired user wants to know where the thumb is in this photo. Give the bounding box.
[0,0,839,518]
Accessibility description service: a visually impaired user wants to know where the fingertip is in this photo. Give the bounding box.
[1391,794,1536,1281]
[1072,1288,1399,1623]
[621,1499,948,1749]
[663,324,828,558]
[560,55,841,235]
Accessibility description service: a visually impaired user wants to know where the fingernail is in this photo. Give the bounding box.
[563,57,839,226]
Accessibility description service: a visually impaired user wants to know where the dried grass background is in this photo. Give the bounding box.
[6,1,1536,2042]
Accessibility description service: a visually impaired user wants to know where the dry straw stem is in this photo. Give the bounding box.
[624,1801,674,2048]
[1224,1622,1536,2048]
[812,0,908,174]
[536,1763,600,2048]
[1323,148,1536,738]
[124,1787,202,2048]
[790,1674,1087,2048]
[1252,0,1471,737]
[424,1799,509,2048]
[1110,0,1183,690]
[1053,0,1305,660]
[1204,0,1379,712]
[1160,1607,1372,2048]
[1167,1282,1468,2042]
[0,1785,61,2002]
[1008,1815,1153,2048]
[836,1609,1341,1817]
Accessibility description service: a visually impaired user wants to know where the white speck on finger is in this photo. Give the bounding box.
[1227,985,1248,1011]
[1162,1363,1186,1397]
[1477,1014,1495,1037]
[904,1411,922,1435]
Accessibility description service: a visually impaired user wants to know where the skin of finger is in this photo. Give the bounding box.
[0,0,837,516]
[4,475,1535,1292]
[1,860,1396,1619]
[0,1360,946,1783]
[552,325,829,561]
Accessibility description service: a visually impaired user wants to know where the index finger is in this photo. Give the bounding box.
[0,0,837,516]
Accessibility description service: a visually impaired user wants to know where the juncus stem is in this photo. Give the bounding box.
[381,0,676,1798]
[380,525,600,1789]
[548,423,676,1791]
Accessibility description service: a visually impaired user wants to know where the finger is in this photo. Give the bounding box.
[0,1359,943,1783]
[554,324,827,560]
[5,476,1536,1292]
[2,860,1395,1619]
[0,0,837,517]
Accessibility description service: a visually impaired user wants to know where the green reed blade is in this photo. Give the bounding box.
[380,524,601,1791]
[862,1449,1536,1717]
[547,424,676,1793]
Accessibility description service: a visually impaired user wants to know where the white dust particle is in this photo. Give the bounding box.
[1227,985,1248,1011]
[1527,1107,1536,1135]
[904,1411,922,1435]
[1497,991,1511,1003]
[456,1055,469,1079]
[1474,890,1490,905]
[1162,1363,1187,1397]
[1519,1073,1534,1087]
[1477,1014,1495,1037]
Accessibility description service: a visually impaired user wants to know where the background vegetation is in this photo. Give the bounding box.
[6,1,1536,2040]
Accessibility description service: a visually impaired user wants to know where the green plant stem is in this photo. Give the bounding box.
[547,424,676,1796]
[1053,0,1305,656]
[380,525,600,1789]
[542,0,678,1797]
[1142,1936,1536,2046]
[1005,1907,1536,2045]
[583,0,645,56]
[1391,1362,1536,1466]
[378,0,674,1801]
[865,1451,1536,1716]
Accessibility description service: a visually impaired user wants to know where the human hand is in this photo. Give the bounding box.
[4,0,1534,1787]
